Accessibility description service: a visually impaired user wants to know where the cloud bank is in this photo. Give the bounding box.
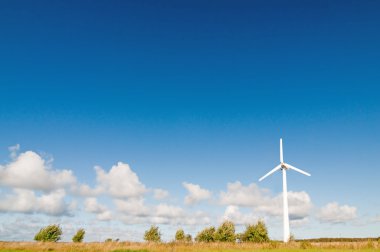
[0,145,365,241]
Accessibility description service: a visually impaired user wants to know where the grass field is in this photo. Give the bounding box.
[0,241,379,252]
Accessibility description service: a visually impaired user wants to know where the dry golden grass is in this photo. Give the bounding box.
[0,241,379,252]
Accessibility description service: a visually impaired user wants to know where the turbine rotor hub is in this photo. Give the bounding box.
[281,163,287,169]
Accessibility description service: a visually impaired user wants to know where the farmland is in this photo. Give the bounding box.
[0,241,379,252]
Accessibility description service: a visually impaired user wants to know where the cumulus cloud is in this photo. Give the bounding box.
[220,181,270,207]
[0,189,70,216]
[183,182,212,205]
[222,205,259,225]
[153,189,169,200]
[95,163,146,198]
[115,197,211,226]
[317,202,357,223]
[0,151,76,191]
[219,181,312,221]
[75,162,147,199]
[84,197,112,221]
[290,217,310,227]
[256,191,312,220]
[114,197,149,217]
[0,146,318,231]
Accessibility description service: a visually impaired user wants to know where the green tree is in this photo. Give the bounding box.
[185,234,192,242]
[144,225,161,242]
[34,224,62,242]
[241,220,269,243]
[255,220,269,242]
[175,228,185,241]
[72,228,85,243]
[214,221,236,242]
[195,227,215,242]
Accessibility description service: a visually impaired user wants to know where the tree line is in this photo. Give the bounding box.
[34,225,85,242]
[145,220,269,243]
[33,220,269,243]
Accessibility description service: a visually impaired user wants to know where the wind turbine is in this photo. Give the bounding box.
[259,138,311,243]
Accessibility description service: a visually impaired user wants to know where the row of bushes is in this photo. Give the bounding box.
[33,220,269,243]
[34,225,85,242]
[144,220,270,243]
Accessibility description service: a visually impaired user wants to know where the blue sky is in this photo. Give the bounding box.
[0,0,380,241]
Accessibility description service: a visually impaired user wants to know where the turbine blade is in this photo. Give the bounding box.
[285,163,311,177]
[259,164,281,181]
[280,138,283,163]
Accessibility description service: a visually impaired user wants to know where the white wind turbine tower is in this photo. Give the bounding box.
[259,138,311,243]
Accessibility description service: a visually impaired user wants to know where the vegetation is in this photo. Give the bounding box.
[299,237,380,242]
[144,226,161,242]
[289,233,295,242]
[214,221,236,242]
[175,229,185,241]
[21,220,380,252]
[72,228,85,243]
[174,228,193,243]
[195,227,216,242]
[1,241,380,251]
[33,224,62,242]
[240,220,269,243]
[185,234,192,242]
[300,240,312,249]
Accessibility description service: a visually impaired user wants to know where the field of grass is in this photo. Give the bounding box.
[0,241,379,252]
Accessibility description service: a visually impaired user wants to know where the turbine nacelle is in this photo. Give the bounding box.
[259,139,311,182]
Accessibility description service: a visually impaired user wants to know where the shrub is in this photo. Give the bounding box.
[105,238,113,243]
[366,239,374,249]
[144,225,161,242]
[195,227,216,242]
[289,233,295,242]
[175,229,185,241]
[269,240,280,248]
[214,221,236,242]
[72,228,85,243]
[300,240,312,249]
[34,224,62,242]
[185,234,192,242]
[241,220,269,243]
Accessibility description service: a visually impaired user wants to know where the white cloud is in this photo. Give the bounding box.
[219,181,270,207]
[0,189,70,216]
[222,205,259,225]
[0,151,76,191]
[84,197,107,213]
[290,217,310,228]
[73,184,102,197]
[155,203,185,218]
[148,205,210,225]
[76,162,147,199]
[317,202,357,223]
[114,197,149,217]
[219,181,312,221]
[115,197,211,226]
[84,197,112,221]
[153,188,169,200]
[256,191,312,220]
[183,182,212,205]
